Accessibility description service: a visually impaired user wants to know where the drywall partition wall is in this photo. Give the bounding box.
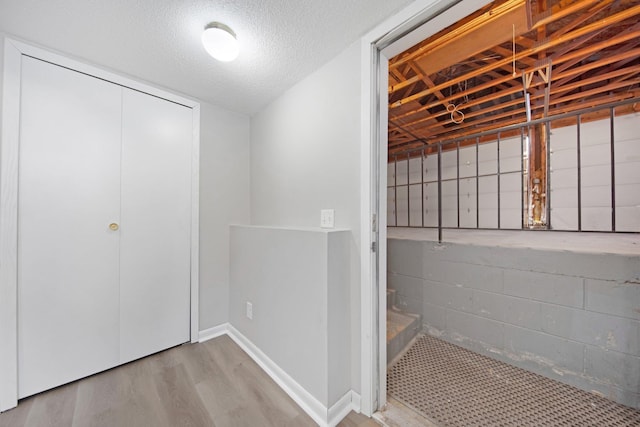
[229,225,351,424]
[387,233,640,409]
[250,40,362,394]
[199,102,250,330]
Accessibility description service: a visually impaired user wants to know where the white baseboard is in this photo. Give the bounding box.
[198,323,229,342]
[227,325,330,425]
[350,391,362,414]
[328,391,361,426]
[199,324,360,426]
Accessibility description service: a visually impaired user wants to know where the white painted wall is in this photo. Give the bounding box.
[229,225,351,420]
[198,102,250,329]
[250,41,363,393]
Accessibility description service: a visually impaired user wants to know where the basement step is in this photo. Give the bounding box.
[387,288,396,310]
[387,308,421,365]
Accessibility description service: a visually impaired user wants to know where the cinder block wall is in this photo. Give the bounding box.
[387,238,640,409]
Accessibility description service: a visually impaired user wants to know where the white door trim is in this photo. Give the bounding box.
[0,37,200,411]
[358,0,492,415]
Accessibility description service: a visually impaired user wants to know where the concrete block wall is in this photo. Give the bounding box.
[388,237,640,409]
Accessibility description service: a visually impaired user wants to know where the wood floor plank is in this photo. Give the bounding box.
[179,339,227,384]
[205,335,250,368]
[24,381,78,427]
[72,360,170,427]
[212,405,271,427]
[0,335,378,427]
[146,344,184,375]
[0,396,33,427]
[195,372,246,423]
[228,356,308,424]
[70,364,123,424]
[338,411,381,427]
[153,363,214,426]
[101,390,169,427]
[285,413,319,427]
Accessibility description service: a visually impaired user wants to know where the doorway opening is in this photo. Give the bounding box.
[375,0,640,425]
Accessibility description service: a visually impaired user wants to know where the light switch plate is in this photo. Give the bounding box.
[320,209,335,228]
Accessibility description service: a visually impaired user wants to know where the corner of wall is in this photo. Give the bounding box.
[197,101,251,331]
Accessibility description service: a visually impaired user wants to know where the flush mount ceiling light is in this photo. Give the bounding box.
[201,22,239,62]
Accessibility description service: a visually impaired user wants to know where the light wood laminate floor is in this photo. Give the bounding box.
[0,335,378,427]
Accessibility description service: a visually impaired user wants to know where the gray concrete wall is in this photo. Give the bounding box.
[388,237,640,409]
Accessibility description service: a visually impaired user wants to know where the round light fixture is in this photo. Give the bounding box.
[201,22,239,62]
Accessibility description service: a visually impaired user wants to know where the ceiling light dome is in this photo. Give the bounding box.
[201,22,239,62]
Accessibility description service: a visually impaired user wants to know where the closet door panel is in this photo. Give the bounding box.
[119,89,192,363]
[18,57,122,397]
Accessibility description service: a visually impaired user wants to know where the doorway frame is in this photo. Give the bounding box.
[0,37,201,412]
[359,0,495,415]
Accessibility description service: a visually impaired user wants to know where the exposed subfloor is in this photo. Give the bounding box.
[387,334,640,427]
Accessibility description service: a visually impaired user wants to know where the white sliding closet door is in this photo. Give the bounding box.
[119,89,191,363]
[18,56,122,398]
[17,57,193,399]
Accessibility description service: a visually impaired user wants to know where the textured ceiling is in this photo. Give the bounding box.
[0,0,414,115]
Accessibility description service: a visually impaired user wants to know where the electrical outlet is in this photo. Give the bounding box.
[320,209,335,228]
[246,301,253,320]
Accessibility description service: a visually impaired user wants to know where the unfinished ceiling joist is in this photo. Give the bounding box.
[392,44,640,130]
[388,0,640,155]
[390,3,640,109]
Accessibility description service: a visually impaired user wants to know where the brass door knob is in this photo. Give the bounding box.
[109,223,119,231]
